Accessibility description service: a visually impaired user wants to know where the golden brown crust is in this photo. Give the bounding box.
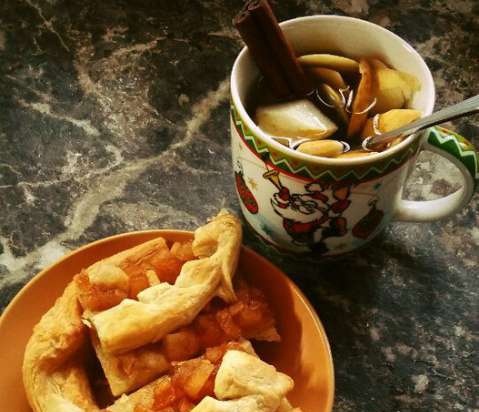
[90,331,169,397]
[22,281,98,412]
[189,350,298,411]
[192,210,242,303]
[213,350,293,404]
[87,237,169,281]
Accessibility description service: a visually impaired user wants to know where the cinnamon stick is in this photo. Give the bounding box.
[233,0,310,99]
[248,0,310,96]
[234,8,291,98]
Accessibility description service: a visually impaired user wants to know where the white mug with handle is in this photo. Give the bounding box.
[230,15,478,255]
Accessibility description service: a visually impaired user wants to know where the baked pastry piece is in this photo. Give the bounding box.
[76,236,187,312]
[22,280,99,412]
[77,211,268,396]
[88,210,242,355]
[23,210,300,412]
[107,341,299,412]
[90,280,280,396]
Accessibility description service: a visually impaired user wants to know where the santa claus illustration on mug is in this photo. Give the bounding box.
[263,169,352,253]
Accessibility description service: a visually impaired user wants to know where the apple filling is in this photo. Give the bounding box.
[77,240,194,311]
[132,342,251,412]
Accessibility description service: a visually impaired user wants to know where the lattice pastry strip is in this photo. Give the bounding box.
[88,211,242,355]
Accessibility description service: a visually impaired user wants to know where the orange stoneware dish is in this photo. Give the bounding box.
[0,230,334,412]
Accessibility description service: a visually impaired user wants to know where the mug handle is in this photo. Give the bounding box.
[394,127,478,221]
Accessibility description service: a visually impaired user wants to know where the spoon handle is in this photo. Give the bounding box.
[364,94,479,149]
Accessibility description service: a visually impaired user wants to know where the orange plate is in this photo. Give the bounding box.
[0,230,334,411]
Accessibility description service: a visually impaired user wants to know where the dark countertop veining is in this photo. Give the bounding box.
[0,1,477,410]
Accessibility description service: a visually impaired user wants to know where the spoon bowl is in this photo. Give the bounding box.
[363,94,479,151]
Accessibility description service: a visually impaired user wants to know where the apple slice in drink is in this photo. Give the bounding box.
[361,109,422,139]
[347,59,374,137]
[256,99,337,139]
[296,139,345,157]
[372,68,420,114]
[298,54,359,73]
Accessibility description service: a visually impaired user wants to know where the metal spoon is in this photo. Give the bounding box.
[362,94,479,151]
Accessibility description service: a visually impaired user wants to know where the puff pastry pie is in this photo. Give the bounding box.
[23,210,300,412]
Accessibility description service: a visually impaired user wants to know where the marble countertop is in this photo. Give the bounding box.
[0,0,477,410]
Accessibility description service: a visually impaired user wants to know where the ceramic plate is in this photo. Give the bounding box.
[0,230,334,411]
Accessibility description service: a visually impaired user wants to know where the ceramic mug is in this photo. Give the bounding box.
[230,15,478,255]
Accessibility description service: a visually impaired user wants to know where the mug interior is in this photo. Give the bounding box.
[231,15,435,165]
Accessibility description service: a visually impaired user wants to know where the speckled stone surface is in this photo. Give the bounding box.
[0,0,477,410]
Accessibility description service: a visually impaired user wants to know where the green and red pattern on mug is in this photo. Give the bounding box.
[230,15,478,255]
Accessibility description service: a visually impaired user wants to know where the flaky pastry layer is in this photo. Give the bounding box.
[89,211,242,355]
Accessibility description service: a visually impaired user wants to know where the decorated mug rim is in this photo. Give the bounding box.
[231,15,436,166]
